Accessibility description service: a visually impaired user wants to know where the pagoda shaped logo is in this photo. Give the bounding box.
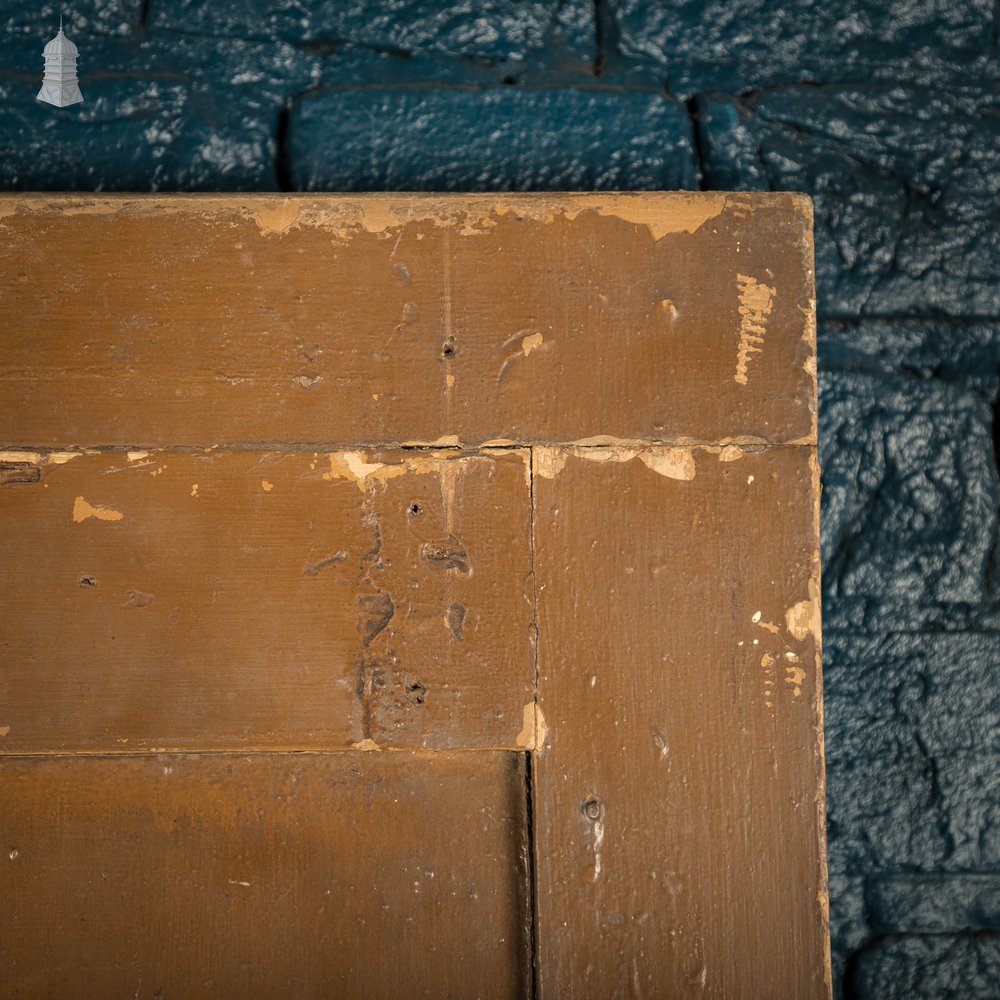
[37,16,84,107]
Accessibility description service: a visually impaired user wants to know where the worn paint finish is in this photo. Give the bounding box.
[0,751,532,998]
[0,192,825,994]
[0,192,814,448]
[0,449,533,752]
[533,445,828,997]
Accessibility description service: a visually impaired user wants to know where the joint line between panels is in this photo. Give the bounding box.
[527,444,541,997]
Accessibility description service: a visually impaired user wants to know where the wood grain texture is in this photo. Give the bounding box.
[0,192,815,449]
[0,192,828,995]
[0,448,533,752]
[532,444,828,998]
[0,751,531,999]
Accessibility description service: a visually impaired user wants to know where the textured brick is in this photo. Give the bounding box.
[696,85,1000,317]
[820,319,1000,397]
[828,871,869,1000]
[152,0,595,61]
[4,0,142,38]
[0,34,319,191]
[850,936,1000,999]
[824,631,1000,873]
[820,370,997,606]
[617,0,995,96]
[866,875,1000,933]
[289,88,696,190]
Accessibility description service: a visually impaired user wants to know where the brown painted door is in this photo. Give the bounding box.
[0,193,828,998]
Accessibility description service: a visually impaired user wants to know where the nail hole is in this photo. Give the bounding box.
[78,576,96,587]
[582,798,604,822]
[408,502,422,517]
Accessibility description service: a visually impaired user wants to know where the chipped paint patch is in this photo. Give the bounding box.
[261,479,273,492]
[639,448,696,481]
[127,451,150,463]
[73,496,123,523]
[718,445,743,462]
[0,451,41,464]
[190,484,199,497]
[521,332,544,356]
[351,738,381,751]
[1,193,735,247]
[786,577,821,642]
[251,198,301,236]
[516,702,536,748]
[515,702,548,750]
[323,452,386,490]
[533,444,699,480]
[734,273,776,385]
[544,192,727,241]
[0,726,9,737]
[533,447,567,480]
[785,663,807,697]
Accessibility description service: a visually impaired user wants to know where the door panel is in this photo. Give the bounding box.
[0,751,531,999]
[0,193,814,448]
[0,448,533,752]
[532,445,826,997]
[0,192,827,996]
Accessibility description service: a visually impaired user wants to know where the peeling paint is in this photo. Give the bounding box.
[785,663,807,696]
[638,449,696,480]
[521,332,544,356]
[2,193,736,250]
[786,577,821,642]
[534,444,697,481]
[516,702,536,748]
[73,496,123,523]
[0,450,82,466]
[515,702,548,750]
[734,273,776,385]
[532,447,567,480]
[252,198,301,236]
[322,452,387,490]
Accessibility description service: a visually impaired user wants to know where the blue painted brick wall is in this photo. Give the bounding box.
[2,2,999,994]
